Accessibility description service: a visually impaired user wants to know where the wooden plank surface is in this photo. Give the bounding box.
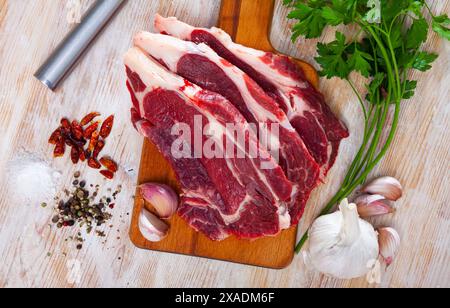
[0,0,448,287]
[130,0,320,269]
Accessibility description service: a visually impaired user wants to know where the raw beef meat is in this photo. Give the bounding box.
[154,15,349,177]
[125,47,294,240]
[136,124,231,241]
[133,32,320,225]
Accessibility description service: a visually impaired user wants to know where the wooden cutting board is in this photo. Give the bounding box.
[129,0,319,269]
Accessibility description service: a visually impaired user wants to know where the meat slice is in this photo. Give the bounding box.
[154,15,350,177]
[125,47,294,240]
[136,123,231,241]
[133,32,320,225]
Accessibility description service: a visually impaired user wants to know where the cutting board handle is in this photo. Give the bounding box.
[218,0,275,50]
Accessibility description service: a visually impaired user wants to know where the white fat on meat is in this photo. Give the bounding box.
[154,14,307,90]
[134,32,292,128]
[125,47,185,91]
[154,14,196,41]
[153,15,311,118]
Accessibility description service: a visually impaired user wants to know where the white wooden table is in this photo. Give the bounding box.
[0,0,448,288]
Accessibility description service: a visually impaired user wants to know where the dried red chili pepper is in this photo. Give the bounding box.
[51,115,117,173]
[83,121,99,139]
[71,121,83,141]
[88,131,99,153]
[79,149,87,162]
[64,137,74,147]
[85,150,92,160]
[53,140,66,158]
[100,170,114,180]
[71,146,80,164]
[60,118,71,130]
[49,128,62,145]
[99,157,118,173]
[93,140,105,159]
[100,115,114,139]
[80,112,101,126]
[64,131,86,146]
[88,158,101,169]
[78,138,87,147]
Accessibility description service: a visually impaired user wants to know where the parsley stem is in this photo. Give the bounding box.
[347,79,367,120]
[342,87,375,188]
[296,95,400,254]
[350,99,401,198]
[344,104,380,187]
[295,23,403,254]
[424,1,434,17]
[355,96,390,181]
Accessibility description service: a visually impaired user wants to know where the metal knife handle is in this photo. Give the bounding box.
[35,0,125,90]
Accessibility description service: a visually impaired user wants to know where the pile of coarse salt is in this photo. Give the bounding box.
[7,152,61,205]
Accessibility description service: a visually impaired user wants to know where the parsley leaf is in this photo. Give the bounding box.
[412,52,438,71]
[433,14,450,25]
[288,2,327,39]
[405,0,425,18]
[348,46,374,77]
[322,6,346,26]
[381,0,411,23]
[432,14,450,40]
[287,3,313,20]
[403,80,418,99]
[406,18,428,50]
[366,73,386,103]
[397,51,415,69]
[321,0,353,26]
[315,32,350,79]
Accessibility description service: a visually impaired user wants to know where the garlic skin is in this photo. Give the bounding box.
[139,208,169,242]
[355,194,395,218]
[378,227,401,266]
[305,199,379,280]
[362,176,403,201]
[140,183,179,219]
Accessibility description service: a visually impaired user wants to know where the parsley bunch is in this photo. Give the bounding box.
[283,0,450,253]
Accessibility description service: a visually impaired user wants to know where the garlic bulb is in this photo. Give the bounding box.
[378,227,401,266]
[362,176,403,201]
[140,183,179,219]
[139,208,169,242]
[355,194,394,218]
[305,199,379,279]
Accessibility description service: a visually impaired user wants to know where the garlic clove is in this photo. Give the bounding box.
[355,194,395,218]
[139,183,179,219]
[362,176,403,201]
[378,227,401,266]
[139,208,169,242]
